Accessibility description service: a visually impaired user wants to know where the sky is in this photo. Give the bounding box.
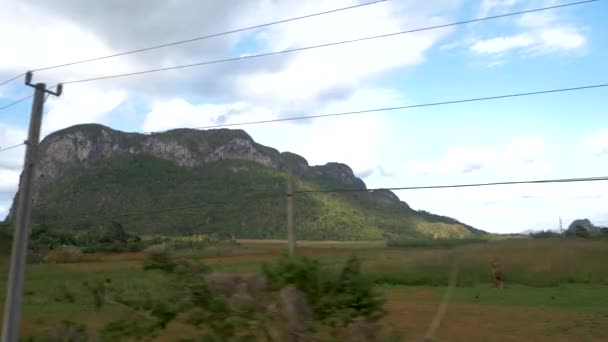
[0,0,606,233]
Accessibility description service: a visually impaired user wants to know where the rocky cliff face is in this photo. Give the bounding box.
[32,124,363,190]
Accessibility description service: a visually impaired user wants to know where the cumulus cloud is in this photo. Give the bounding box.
[471,34,535,54]
[1,0,462,135]
[582,128,608,156]
[406,137,550,177]
[471,28,586,55]
[42,84,127,136]
[467,0,588,61]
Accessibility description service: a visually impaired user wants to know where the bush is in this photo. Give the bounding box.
[77,222,143,253]
[263,255,385,328]
[29,224,77,253]
[42,245,83,264]
[143,244,177,272]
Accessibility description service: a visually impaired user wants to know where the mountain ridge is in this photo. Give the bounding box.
[7,123,483,239]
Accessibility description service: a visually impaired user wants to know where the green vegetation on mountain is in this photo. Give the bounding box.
[8,124,482,240]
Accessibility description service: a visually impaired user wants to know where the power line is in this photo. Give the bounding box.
[62,0,596,85]
[145,83,606,132]
[294,176,608,194]
[0,84,57,113]
[0,143,25,154]
[0,73,25,89]
[0,96,32,112]
[31,1,388,73]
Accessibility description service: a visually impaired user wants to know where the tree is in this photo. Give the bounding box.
[77,222,142,252]
[574,225,590,238]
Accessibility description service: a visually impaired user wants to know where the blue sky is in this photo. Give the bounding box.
[0,0,606,232]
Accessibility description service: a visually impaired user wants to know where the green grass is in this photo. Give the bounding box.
[436,284,608,312]
[377,283,608,315]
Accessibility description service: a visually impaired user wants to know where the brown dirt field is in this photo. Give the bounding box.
[385,290,607,341]
[50,260,140,270]
[86,251,146,260]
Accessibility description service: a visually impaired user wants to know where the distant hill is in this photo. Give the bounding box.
[566,219,603,235]
[6,124,483,240]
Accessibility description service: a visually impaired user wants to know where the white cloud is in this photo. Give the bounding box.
[406,137,550,177]
[0,124,26,170]
[471,34,535,54]
[583,128,608,156]
[517,10,557,28]
[235,0,456,110]
[0,169,20,193]
[43,84,127,135]
[0,124,24,218]
[538,27,586,51]
[142,99,275,133]
[471,28,586,55]
[0,1,134,86]
[478,0,520,17]
[467,0,588,61]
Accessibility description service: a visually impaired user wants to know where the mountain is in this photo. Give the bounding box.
[566,219,602,235]
[7,124,482,240]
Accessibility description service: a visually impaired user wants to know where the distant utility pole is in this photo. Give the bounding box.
[286,177,296,256]
[2,72,62,342]
[559,217,564,235]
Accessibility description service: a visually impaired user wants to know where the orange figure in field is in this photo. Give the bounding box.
[490,259,503,289]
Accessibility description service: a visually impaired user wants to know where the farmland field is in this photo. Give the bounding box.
[1,238,607,341]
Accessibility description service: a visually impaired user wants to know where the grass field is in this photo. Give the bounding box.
[1,238,607,341]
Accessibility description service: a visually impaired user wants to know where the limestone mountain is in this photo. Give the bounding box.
[566,219,603,235]
[7,124,482,240]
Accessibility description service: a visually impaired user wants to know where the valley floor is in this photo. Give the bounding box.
[1,239,607,341]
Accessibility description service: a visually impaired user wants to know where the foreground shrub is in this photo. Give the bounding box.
[49,254,391,341]
[42,245,83,264]
[142,243,177,272]
[263,255,386,338]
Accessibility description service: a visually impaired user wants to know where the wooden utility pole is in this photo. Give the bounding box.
[2,72,62,342]
[286,177,296,256]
